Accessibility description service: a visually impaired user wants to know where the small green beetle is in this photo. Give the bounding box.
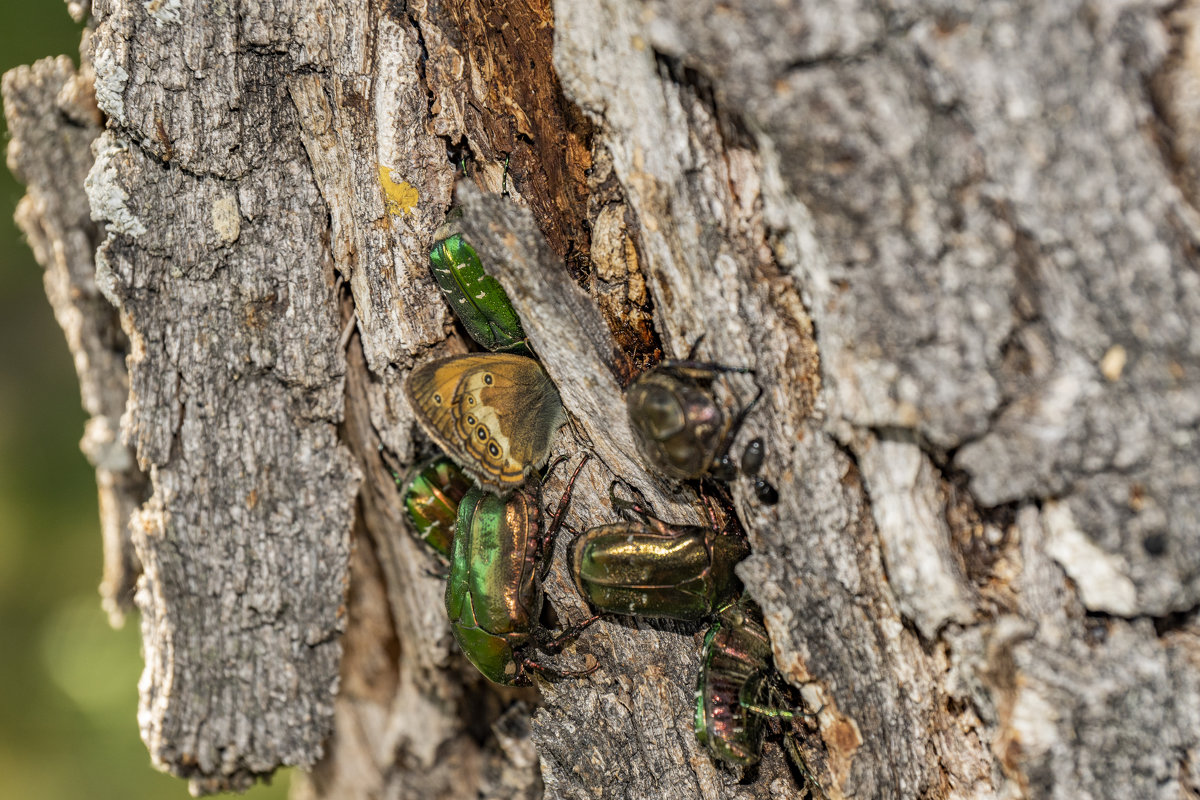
[694,600,826,795]
[402,456,472,558]
[446,455,597,685]
[429,234,531,356]
[694,600,775,765]
[569,481,750,620]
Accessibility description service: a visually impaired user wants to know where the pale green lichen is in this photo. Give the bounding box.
[85,132,147,238]
[92,48,128,124]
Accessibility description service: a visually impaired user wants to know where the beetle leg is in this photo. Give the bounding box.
[541,453,570,481]
[781,735,828,800]
[657,359,754,377]
[607,477,657,521]
[539,614,600,652]
[540,454,592,568]
[740,702,820,720]
[521,653,599,681]
[696,484,724,533]
[537,451,576,576]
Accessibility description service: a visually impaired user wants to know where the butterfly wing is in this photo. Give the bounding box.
[407,354,565,492]
[452,355,565,487]
[406,355,475,452]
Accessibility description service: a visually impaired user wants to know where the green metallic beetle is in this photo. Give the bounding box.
[402,455,472,558]
[429,234,531,356]
[694,600,775,764]
[569,481,750,620]
[625,336,767,488]
[446,455,598,685]
[694,600,826,795]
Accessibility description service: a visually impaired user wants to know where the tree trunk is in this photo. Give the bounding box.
[5,1,1199,798]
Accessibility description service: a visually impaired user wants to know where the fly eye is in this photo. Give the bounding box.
[488,443,500,457]
[483,374,493,385]
[476,426,488,441]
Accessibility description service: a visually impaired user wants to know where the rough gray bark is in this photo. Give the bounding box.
[5,0,1200,799]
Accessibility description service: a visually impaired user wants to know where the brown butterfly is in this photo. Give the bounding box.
[405,353,567,493]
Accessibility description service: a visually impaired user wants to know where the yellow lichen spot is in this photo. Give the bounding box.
[1100,344,1126,382]
[378,165,419,215]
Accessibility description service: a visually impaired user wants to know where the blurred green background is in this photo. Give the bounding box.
[0,6,290,800]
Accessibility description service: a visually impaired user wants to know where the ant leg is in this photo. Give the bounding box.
[710,452,738,482]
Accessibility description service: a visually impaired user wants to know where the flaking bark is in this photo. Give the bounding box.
[4,1,1200,798]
